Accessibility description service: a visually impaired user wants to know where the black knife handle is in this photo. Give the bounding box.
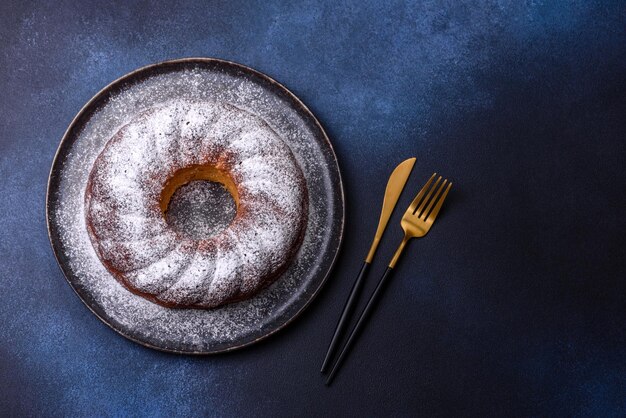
[326,266,394,385]
[320,261,370,373]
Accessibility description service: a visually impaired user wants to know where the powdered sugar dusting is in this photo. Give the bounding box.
[49,62,342,352]
[166,180,236,240]
[86,100,308,309]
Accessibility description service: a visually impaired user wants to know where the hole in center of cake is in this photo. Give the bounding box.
[160,165,239,240]
[165,180,237,240]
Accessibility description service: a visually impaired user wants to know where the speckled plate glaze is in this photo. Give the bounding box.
[46,58,344,354]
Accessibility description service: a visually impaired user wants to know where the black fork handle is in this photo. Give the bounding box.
[320,261,370,373]
[325,266,394,385]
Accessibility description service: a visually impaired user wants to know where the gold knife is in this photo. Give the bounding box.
[365,157,416,263]
[321,157,416,373]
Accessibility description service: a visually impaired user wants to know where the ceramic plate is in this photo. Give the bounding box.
[46,58,344,354]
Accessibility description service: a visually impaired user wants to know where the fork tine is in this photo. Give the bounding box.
[426,182,452,223]
[420,179,448,219]
[407,173,437,213]
[415,175,442,215]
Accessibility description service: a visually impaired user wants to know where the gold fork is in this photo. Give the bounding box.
[326,173,452,384]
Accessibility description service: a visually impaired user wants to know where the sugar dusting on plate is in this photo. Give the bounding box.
[49,63,342,352]
[166,180,236,240]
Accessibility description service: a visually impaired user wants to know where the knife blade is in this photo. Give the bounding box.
[365,157,416,263]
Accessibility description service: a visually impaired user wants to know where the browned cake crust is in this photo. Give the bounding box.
[85,101,308,309]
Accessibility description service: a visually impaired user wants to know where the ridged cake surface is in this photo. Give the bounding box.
[85,100,308,309]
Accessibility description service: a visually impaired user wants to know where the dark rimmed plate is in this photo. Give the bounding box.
[46,58,344,354]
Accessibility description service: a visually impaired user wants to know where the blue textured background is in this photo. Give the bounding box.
[1,1,625,416]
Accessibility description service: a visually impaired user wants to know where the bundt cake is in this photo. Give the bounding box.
[85,100,308,309]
